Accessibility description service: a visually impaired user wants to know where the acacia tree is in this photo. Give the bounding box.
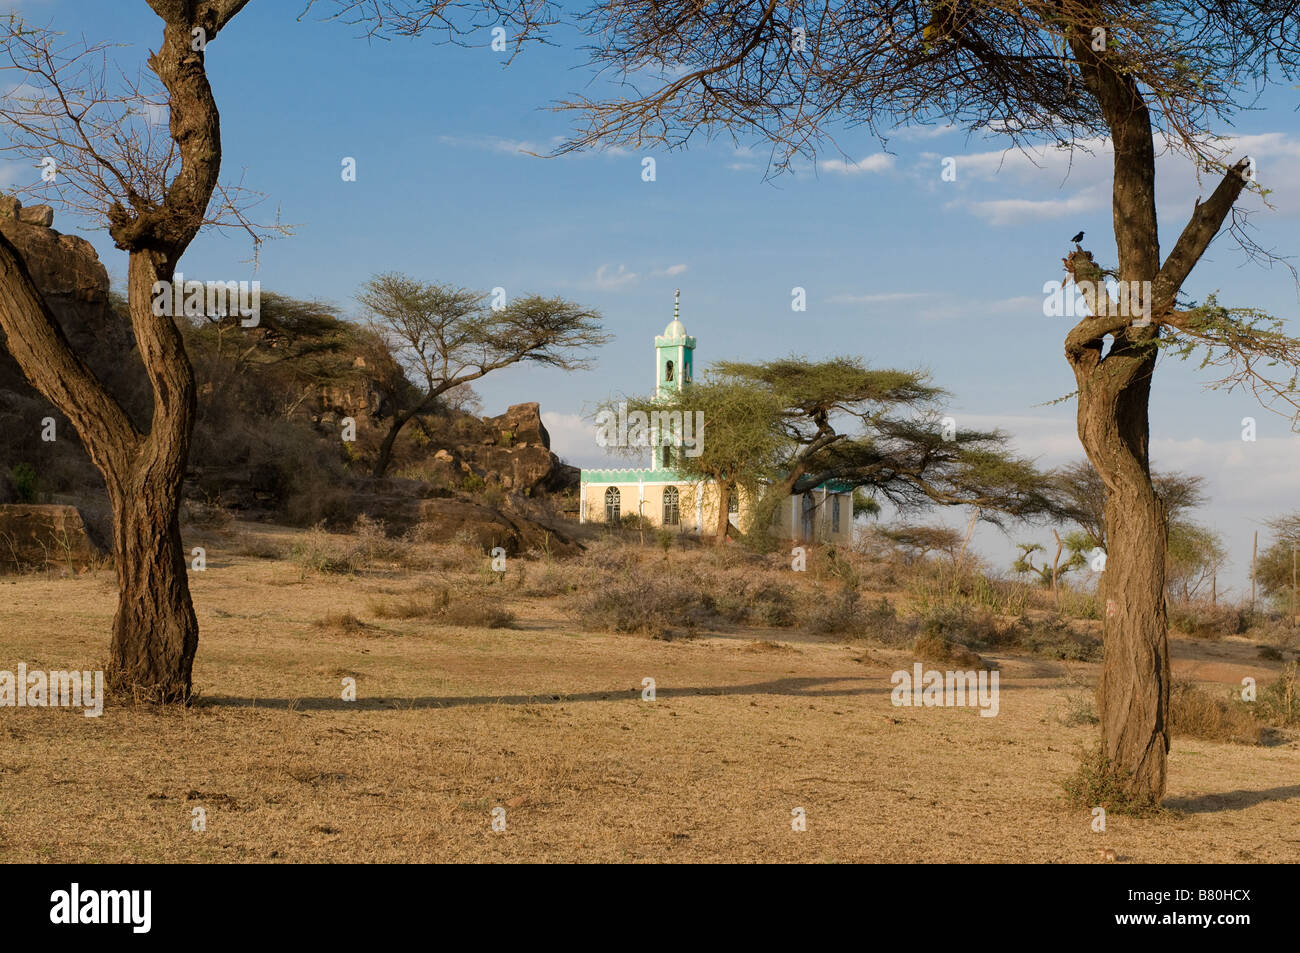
[555,1,1300,805]
[616,357,1060,547]
[357,273,607,478]
[1051,460,1207,550]
[1253,514,1300,610]
[0,0,549,702]
[610,378,788,542]
[0,2,258,701]
[715,358,1059,530]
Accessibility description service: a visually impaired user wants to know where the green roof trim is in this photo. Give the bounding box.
[580,467,683,483]
[580,468,854,494]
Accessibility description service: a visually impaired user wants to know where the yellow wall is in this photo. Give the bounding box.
[581,482,852,543]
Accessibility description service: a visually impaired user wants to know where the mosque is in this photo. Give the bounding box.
[578,293,854,543]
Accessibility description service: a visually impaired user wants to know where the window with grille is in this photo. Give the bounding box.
[604,486,620,523]
[663,486,680,525]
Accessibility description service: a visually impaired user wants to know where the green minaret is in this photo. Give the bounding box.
[652,290,696,469]
[655,289,695,397]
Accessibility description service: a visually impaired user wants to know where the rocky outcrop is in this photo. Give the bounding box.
[435,402,578,495]
[485,402,551,448]
[0,195,135,388]
[0,195,141,503]
[414,497,582,556]
[0,504,102,572]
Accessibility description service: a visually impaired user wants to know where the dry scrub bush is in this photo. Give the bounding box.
[1258,662,1299,727]
[912,633,990,670]
[916,604,1001,648]
[231,533,285,559]
[520,564,579,598]
[1058,687,1100,727]
[568,564,718,639]
[367,592,439,619]
[367,585,516,628]
[313,611,371,635]
[908,603,1102,662]
[291,526,364,575]
[907,563,1032,618]
[1000,614,1103,662]
[181,500,233,532]
[1246,614,1297,656]
[1169,601,1248,640]
[1168,679,1265,744]
[439,599,516,629]
[290,517,415,575]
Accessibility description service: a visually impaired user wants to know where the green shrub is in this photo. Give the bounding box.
[1062,745,1164,817]
[9,463,38,503]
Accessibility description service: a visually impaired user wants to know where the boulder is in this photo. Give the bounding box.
[414,497,582,556]
[17,204,54,227]
[485,402,550,448]
[464,443,572,495]
[0,194,137,413]
[0,504,102,572]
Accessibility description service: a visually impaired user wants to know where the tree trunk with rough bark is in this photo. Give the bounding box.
[714,481,733,543]
[1075,348,1170,800]
[0,0,249,702]
[1065,21,1247,802]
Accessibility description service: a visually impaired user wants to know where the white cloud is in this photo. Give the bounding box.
[593,263,638,290]
[830,291,934,304]
[937,130,1300,225]
[892,123,958,141]
[948,188,1104,226]
[438,134,554,156]
[438,134,629,160]
[655,263,688,277]
[542,412,629,469]
[820,153,895,175]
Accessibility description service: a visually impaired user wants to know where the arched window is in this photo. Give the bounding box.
[728,490,739,514]
[663,486,680,525]
[832,494,841,533]
[604,486,621,523]
[665,360,674,382]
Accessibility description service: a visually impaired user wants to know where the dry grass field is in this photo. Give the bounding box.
[1,520,1298,863]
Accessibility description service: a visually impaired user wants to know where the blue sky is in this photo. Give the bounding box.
[7,0,1300,592]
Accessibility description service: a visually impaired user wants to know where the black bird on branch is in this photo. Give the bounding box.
[1070,230,1085,243]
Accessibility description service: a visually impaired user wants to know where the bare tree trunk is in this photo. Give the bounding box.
[105,254,199,701]
[109,486,198,698]
[373,395,439,477]
[1062,21,1246,803]
[1252,531,1258,612]
[714,482,732,544]
[1051,528,1063,610]
[372,414,407,478]
[0,1,249,702]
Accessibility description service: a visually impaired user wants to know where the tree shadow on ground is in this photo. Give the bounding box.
[197,675,886,711]
[196,673,1031,711]
[1164,784,1300,814]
